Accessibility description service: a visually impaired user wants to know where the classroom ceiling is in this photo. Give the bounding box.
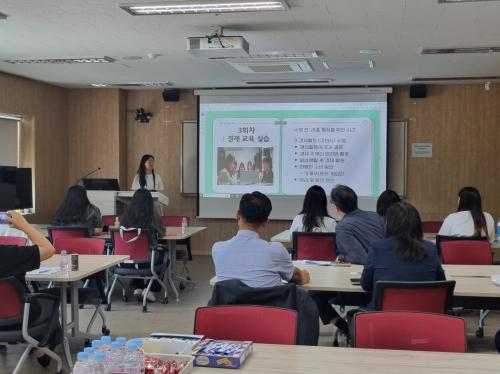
[1,0,500,88]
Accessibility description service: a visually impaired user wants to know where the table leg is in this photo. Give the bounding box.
[167,241,180,302]
[60,282,72,368]
[70,282,80,337]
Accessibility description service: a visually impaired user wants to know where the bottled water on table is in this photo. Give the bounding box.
[59,249,69,276]
[123,343,143,374]
[72,352,91,374]
[92,352,109,374]
[107,341,125,373]
[100,335,113,352]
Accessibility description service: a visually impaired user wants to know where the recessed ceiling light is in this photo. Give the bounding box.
[438,0,500,3]
[359,49,382,55]
[91,84,111,87]
[120,1,289,15]
[4,56,115,64]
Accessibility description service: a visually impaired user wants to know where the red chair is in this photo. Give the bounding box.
[52,238,110,335]
[0,236,28,246]
[0,277,65,374]
[194,305,297,345]
[292,232,336,261]
[422,221,443,234]
[354,311,467,353]
[107,228,168,312]
[374,281,455,313]
[47,226,90,245]
[439,238,492,337]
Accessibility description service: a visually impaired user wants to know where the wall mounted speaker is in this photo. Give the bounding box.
[409,84,427,99]
[162,88,180,102]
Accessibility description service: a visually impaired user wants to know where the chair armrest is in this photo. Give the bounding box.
[23,293,61,347]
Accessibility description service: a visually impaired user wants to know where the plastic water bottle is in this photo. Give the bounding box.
[107,341,125,373]
[115,337,128,355]
[497,220,500,241]
[59,250,69,276]
[92,339,103,353]
[84,347,95,363]
[100,336,112,352]
[181,217,188,234]
[72,352,91,374]
[92,352,109,374]
[132,339,145,373]
[123,343,142,374]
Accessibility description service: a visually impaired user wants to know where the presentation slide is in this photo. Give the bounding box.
[197,89,389,219]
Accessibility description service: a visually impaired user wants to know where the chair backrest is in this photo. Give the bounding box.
[47,226,90,244]
[102,215,118,226]
[161,216,190,227]
[439,239,492,265]
[435,235,488,260]
[194,305,297,345]
[0,236,28,246]
[0,277,26,327]
[422,221,443,233]
[374,281,456,313]
[110,228,151,261]
[53,237,106,255]
[354,311,466,353]
[292,232,336,261]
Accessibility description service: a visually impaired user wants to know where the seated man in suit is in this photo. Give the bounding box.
[212,191,309,287]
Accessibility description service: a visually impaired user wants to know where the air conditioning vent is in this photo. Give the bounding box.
[244,78,334,85]
[227,59,313,73]
[412,76,500,82]
[421,46,500,54]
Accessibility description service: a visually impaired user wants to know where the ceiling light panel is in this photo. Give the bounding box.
[438,0,500,3]
[4,57,115,64]
[120,1,288,15]
[421,46,500,54]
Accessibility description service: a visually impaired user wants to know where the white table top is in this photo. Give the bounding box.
[25,254,129,282]
[193,343,500,374]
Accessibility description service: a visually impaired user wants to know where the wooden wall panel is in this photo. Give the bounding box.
[0,72,68,223]
[67,89,124,186]
[390,84,500,221]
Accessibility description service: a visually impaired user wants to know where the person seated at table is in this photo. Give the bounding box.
[332,185,384,265]
[0,211,61,367]
[438,186,495,243]
[121,188,166,302]
[217,154,238,185]
[52,185,103,235]
[212,191,310,288]
[376,189,401,218]
[361,202,446,308]
[289,185,336,234]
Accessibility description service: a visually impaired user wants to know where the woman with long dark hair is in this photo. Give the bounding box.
[289,185,336,234]
[361,202,445,306]
[52,185,103,234]
[131,154,165,191]
[121,188,165,301]
[439,186,495,242]
[376,189,401,217]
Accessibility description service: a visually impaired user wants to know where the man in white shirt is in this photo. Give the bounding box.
[212,191,310,288]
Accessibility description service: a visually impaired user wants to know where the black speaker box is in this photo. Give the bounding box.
[409,84,427,99]
[162,88,180,102]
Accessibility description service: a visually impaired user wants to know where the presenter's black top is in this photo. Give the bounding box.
[335,209,384,265]
[0,244,40,282]
[361,237,445,307]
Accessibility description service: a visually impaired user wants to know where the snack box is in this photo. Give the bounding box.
[144,353,194,374]
[193,340,253,369]
[147,333,205,354]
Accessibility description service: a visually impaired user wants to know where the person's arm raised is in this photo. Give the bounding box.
[8,211,55,261]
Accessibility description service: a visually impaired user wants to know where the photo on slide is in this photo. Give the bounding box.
[216,147,274,187]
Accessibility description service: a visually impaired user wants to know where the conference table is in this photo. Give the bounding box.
[32,224,207,302]
[193,343,500,374]
[26,254,129,367]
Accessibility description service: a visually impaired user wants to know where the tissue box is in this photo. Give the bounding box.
[193,340,253,369]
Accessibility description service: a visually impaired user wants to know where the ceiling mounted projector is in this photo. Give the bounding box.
[187,35,249,58]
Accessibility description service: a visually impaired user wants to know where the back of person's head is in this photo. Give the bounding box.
[300,185,331,232]
[457,186,487,238]
[385,202,426,262]
[330,185,358,214]
[121,188,154,229]
[53,185,91,225]
[376,189,401,216]
[239,191,272,226]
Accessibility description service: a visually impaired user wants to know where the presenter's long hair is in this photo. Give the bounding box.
[121,188,155,229]
[52,185,92,225]
[137,154,155,189]
[385,202,426,262]
[457,186,488,238]
[299,185,332,232]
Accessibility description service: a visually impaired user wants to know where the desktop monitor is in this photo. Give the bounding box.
[83,178,120,191]
[0,166,16,211]
[15,168,33,209]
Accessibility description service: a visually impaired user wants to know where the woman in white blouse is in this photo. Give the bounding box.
[290,185,336,234]
[131,154,165,191]
[439,186,495,242]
